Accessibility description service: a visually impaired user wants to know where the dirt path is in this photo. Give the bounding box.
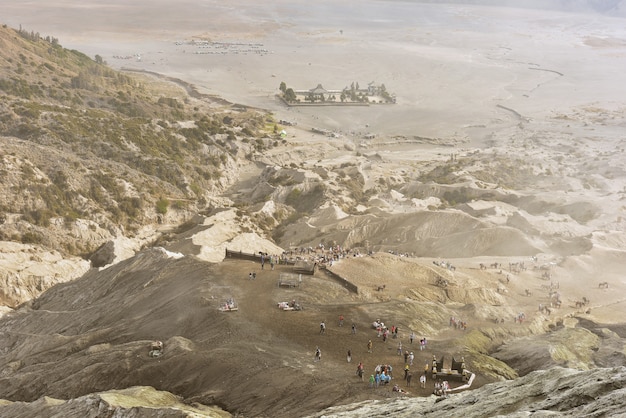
[216,258,476,399]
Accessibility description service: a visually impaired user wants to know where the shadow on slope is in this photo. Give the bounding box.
[0,248,356,417]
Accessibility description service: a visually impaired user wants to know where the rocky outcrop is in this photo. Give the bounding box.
[305,366,626,418]
[3,366,624,417]
[0,386,230,417]
[89,241,116,268]
[0,242,90,308]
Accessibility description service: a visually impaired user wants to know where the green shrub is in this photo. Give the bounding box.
[156,198,169,214]
[23,208,52,227]
[119,197,142,219]
[172,200,188,210]
[21,231,43,244]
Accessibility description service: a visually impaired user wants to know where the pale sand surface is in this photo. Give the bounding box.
[3,1,626,324]
[5,1,626,143]
[2,3,626,415]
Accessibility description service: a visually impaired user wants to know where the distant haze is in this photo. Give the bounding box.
[407,0,626,16]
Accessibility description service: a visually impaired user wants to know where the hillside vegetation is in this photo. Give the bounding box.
[0,24,279,256]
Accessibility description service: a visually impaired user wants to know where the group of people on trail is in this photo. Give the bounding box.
[404,362,424,388]
[374,321,400,342]
[401,361,437,392]
[369,364,393,387]
[319,315,354,335]
[313,315,440,396]
[449,316,468,330]
[434,380,450,397]
[282,243,364,270]
[369,318,434,392]
[259,253,277,270]
[419,337,427,351]
[373,318,426,356]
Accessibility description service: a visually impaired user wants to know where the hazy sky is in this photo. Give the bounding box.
[408,0,626,16]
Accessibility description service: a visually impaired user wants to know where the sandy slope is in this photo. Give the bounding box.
[2,0,624,340]
[2,1,626,416]
[2,246,624,417]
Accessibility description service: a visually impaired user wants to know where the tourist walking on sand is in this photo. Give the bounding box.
[357,362,364,380]
[369,374,375,388]
[347,349,352,363]
[410,331,415,344]
[408,351,414,366]
[407,372,413,388]
[339,315,344,327]
[397,341,403,356]
[320,321,326,334]
[351,323,357,334]
[315,347,321,362]
[367,339,373,353]
[419,374,426,388]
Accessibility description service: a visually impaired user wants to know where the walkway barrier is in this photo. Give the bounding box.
[321,267,358,294]
[224,249,359,294]
[225,249,295,265]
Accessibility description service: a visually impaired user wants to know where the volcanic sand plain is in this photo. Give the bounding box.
[2,1,626,416]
